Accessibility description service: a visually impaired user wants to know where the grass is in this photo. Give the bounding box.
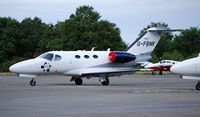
[0,72,16,75]
[135,71,173,75]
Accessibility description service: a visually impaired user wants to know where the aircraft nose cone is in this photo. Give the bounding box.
[170,64,183,75]
[9,64,17,72]
[170,65,177,73]
[9,63,23,73]
[9,60,32,73]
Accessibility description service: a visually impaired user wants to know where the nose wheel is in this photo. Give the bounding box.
[30,79,36,86]
[196,82,200,90]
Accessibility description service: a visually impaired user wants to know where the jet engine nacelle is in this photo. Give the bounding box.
[109,51,136,63]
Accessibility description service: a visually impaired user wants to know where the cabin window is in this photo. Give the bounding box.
[84,55,89,59]
[54,55,62,61]
[93,55,98,59]
[40,53,54,61]
[75,55,80,59]
[161,61,166,63]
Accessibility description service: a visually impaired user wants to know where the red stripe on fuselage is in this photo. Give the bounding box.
[148,67,164,70]
[148,65,173,70]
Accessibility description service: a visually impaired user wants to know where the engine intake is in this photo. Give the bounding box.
[109,51,136,63]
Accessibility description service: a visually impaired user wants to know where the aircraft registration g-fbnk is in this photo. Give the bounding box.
[9,28,183,86]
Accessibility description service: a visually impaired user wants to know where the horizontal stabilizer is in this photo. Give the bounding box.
[147,28,184,32]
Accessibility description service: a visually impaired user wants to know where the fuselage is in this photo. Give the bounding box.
[170,56,200,76]
[145,60,178,71]
[9,51,135,75]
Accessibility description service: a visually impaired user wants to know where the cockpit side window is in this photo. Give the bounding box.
[160,61,165,63]
[40,53,54,61]
[54,55,62,61]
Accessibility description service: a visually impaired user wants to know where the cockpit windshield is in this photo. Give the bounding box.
[39,53,54,61]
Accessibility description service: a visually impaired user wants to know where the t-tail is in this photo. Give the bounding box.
[125,28,183,63]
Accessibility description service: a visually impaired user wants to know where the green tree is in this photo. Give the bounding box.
[35,23,62,56]
[162,50,184,61]
[57,5,126,51]
[0,17,21,63]
[20,17,48,58]
[172,27,200,58]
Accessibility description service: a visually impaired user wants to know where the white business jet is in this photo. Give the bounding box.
[9,28,182,86]
[170,54,200,90]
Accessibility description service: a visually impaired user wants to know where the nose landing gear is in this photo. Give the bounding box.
[196,81,200,90]
[30,79,36,86]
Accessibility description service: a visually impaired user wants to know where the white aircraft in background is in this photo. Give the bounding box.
[9,28,182,86]
[144,60,179,75]
[170,54,200,90]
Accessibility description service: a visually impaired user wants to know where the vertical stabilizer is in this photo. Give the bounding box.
[126,28,183,62]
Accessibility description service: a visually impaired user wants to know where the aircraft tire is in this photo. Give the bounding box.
[195,82,200,90]
[30,79,36,86]
[75,78,83,85]
[159,71,163,75]
[102,78,109,85]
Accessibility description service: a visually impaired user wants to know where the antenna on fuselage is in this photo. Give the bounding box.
[107,48,110,51]
[91,47,97,51]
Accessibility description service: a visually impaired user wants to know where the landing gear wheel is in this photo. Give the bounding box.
[102,78,109,86]
[75,78,83,85]
[152,72,155,75]
[159,71,163,75]
[195,82,200,90]
[30,79,36,86]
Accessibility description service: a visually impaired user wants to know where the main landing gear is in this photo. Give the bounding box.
[100,76,109,86]
[151,71,163,75]
[30,79,36,86]
[195,81,200,90]
[70,76,110,86]
[70,77,83,85]
[159,70,163,75]
[75,78,83,85]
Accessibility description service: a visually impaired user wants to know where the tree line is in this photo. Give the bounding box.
[0,6,200,72]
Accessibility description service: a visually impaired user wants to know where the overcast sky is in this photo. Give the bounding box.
[1,0,200,44]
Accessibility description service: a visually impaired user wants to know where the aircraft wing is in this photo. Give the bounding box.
[182,76,200,80]
[63,68,140,77]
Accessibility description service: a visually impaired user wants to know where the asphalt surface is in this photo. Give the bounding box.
[0,74,200,117]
